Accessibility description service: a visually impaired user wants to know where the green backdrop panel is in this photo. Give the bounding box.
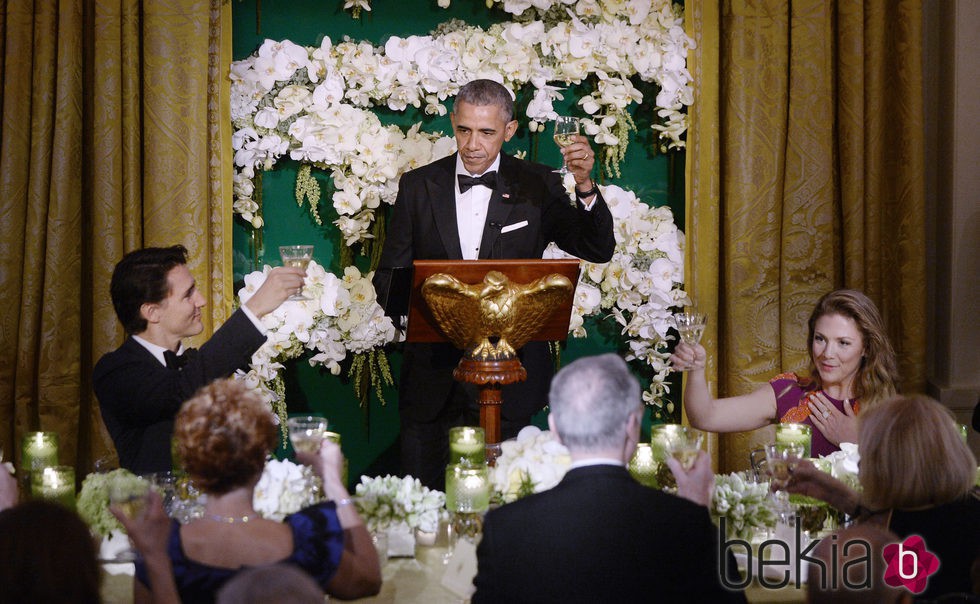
[232,0,685,485]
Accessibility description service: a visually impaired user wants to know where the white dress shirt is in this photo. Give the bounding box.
[455,155,501,260]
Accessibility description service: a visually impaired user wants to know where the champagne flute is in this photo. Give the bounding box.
[552,116,579,176]
[665,427,704,471]
[279,245,314,301]
[287,415,329,454]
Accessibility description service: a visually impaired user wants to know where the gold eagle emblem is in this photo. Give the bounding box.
[421,271,574,361]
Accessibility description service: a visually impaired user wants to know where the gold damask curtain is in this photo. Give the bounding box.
[0,1,232,476]
[686,0,926,471]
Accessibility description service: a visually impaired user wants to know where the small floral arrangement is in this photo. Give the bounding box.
[819,442,861,492]
[544,184,688,416]
[353,474,445,534]
[236,260,399,423]
[491,426,571,504]
[77,469,146,537]
[253,458,322,522]
[710,472,777,541]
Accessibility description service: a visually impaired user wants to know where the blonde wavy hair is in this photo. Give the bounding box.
[805,289,899,410]
[174,378,278,495]
[859,394,976,511]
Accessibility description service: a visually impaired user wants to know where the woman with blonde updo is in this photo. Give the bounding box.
[132,378,381,604]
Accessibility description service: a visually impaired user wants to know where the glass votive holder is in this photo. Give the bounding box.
[650,424,683,463]
[445,463,490,514]
[21,431,59,473]
[775,422,812,458]
[449,426,485,466]
[31,465,75,509]
[628,443,658,488]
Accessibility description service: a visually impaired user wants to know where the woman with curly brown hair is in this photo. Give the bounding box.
[670,289,900,456]
[132,378,381,604]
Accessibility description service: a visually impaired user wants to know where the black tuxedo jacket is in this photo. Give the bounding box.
[93,309,265,473]
[472,465,746,603]
[374,153,615,422]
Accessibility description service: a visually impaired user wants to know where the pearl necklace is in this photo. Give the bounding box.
[204,513,256,524]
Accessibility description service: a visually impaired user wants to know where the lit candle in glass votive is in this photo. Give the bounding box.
[956,423,968,444]
[445,463,490,513]
[775,423,812,458]
[32,465,75,509]
[650,424,683,463]
[628,443,658,488]
[21,431,59,476]
[449,426,485,466]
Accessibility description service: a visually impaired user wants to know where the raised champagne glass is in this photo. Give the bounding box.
[552,116,579,176]
[672,309,707,372]
[287,415,329,454]
[279,245,314,301]
[665,426,704,472]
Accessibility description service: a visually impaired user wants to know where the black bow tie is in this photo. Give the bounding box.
[163,349,188,370]
[457,171,498,193]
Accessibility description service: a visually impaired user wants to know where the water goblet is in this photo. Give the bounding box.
[279,245,314,301]
[552,116,580,176]
[673,309,707,346]
[287,415,329,455]
[108,475,152,561]
[764,442,805,510]
[665,427,704,472]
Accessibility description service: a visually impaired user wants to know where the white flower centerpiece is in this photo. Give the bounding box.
[253,458,322,521]
[491,426,572,504]
[710,471,777,541]
[236,260,399,424]
[354,474,446,556]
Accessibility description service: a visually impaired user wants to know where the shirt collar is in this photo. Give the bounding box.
[455,153,501,178]
[568,458,626,471]
[132,334,184,367]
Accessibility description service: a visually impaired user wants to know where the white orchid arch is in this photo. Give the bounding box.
[231,1,694,419]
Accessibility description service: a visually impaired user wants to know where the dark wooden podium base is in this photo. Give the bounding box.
[453,358,527,445]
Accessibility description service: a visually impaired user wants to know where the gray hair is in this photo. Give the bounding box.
[454,79,515,121]
[549,353,641,451]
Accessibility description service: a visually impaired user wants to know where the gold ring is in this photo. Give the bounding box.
[822,411,830,419]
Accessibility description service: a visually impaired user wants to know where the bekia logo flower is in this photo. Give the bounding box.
[883,535,940,594]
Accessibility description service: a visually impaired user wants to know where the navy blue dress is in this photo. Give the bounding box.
[135,502,345,603]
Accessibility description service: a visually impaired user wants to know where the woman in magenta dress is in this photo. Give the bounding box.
[669,289,899,456]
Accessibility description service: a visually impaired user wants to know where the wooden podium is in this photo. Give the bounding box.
[406,259,580,446]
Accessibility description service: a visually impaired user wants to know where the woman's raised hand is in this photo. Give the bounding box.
[669,341,707,372]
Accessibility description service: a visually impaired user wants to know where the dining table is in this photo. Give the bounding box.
[100,540,805,603]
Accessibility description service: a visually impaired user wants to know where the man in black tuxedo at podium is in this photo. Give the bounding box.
[472,354,746,603]
[373,79,615,489]
[94,245,305,473]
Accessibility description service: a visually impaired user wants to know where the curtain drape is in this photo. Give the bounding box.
[0,0,233,477]
[687,0,926,472]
